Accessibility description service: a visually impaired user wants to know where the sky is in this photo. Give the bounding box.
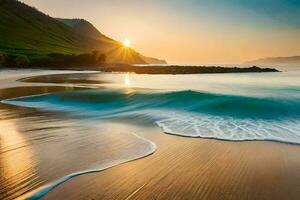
[21,0,300,64]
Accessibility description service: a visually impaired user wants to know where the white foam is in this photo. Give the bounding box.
[156,112,300,145]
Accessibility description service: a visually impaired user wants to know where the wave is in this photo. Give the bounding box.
[2,88,300,145]
[5,89,300,117]
[17,133,156,200]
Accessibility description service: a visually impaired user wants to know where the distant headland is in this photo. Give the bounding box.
[97,65,279,74]
[44,64,278,74]
[245,56,300,65]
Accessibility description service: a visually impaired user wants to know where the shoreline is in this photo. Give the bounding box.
[43,125,300,200]
[1,70,300,200]
[16,132,157,200]
[0,70,158,200]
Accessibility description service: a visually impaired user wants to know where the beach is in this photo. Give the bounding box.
[1,69,300,200]
[1,1,300,199]
[44,125,300,200]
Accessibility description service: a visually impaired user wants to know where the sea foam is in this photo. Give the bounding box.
[156,112,300,144]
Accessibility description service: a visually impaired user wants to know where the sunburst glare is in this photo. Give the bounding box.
[123,39,131,48]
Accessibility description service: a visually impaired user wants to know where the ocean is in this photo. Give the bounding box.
[4,67,300,144]
[1,66,300,199]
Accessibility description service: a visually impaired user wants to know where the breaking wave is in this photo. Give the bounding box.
[3,89,300,144]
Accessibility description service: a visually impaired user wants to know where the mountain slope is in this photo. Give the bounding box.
[0,0,85,56]
[56,18,108,40]
[245,56,300,65]
[56,18,147,64]
[57,19,167,64]
[0,0,165,64]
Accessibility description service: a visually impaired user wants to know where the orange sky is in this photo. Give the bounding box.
[21,0,300,64]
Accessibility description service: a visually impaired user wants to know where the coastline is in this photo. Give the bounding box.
[0,70,159,200]
[1,70,300,200]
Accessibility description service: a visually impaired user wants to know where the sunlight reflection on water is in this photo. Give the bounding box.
[0,120,39,199]
[124,73,131,87]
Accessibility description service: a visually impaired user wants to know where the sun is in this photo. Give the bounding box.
[123,39,131,47]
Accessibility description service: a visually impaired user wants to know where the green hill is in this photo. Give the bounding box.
[0,0,165,65]
[0,0,86,57]
[55,18,109,40]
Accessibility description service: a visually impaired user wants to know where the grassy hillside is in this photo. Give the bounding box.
[0,0,86,58]
[56,18,108,40]
[0,0,165,65]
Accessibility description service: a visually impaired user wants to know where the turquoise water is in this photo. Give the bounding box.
[3,69,300,144]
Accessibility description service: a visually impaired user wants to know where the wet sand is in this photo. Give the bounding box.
[42,125,300,200]
[1,70,300,200]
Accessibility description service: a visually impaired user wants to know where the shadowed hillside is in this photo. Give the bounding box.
[56,18,148,64]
